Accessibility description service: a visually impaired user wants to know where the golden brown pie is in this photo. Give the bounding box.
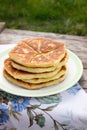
[3,69,66,90]
[9,38,66,67]
[11,51,68,73]
[3,37,68,90]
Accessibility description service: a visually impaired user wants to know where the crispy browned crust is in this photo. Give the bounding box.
[22,66,67,84]
[3,69,66,90]
[4,58,63,80]
[3,38,68,90]
[11,51,68,73]
[9,38,66,67]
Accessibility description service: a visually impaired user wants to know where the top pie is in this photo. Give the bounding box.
[9,37,66,67]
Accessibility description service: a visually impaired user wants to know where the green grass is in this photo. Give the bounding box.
[0,0,87,36]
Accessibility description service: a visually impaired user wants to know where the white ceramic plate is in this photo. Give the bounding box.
[0,45,83,97]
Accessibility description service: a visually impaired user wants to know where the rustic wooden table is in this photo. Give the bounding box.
[0,23,87,92]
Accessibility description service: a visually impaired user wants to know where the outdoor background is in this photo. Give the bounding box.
[0,0,87,36]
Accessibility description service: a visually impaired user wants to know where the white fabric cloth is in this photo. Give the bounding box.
[0,83,87,130]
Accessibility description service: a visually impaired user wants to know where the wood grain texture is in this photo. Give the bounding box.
[0,28,87,91]
[0,22,5,33]
[0,29,87,68]
[79,69,87,89]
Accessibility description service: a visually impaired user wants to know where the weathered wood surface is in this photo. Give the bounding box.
[0,22,5,33]
[0,28,87,91]
[79,69,87,92]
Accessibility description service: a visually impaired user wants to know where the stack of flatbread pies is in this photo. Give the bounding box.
[3,37,68,90]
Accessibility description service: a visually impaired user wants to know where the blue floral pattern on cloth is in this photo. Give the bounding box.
[0,104,9,123]
[10,96,30,112]
[67,83,81,95]
[36,93,62,104]
[0,83,87,130]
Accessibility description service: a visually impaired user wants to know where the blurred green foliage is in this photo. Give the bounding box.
[0,0,87,35]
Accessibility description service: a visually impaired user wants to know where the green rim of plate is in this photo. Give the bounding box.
[0,48,83,97]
